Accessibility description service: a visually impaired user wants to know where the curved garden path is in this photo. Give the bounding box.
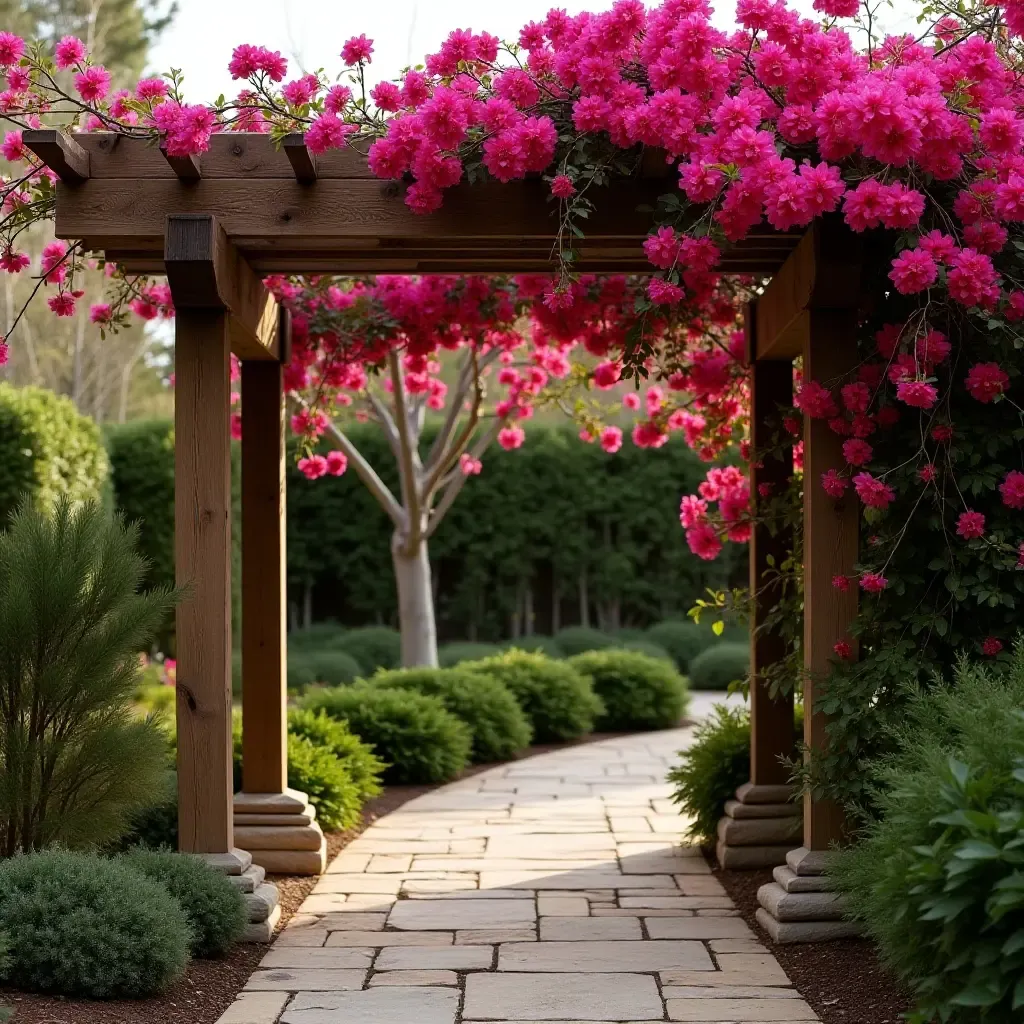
[218,700,818,1024]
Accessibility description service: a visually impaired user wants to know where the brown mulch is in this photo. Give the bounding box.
[0,728,645,1023]
[712,859,913,1024]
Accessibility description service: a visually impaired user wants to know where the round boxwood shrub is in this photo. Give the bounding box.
[553,626,615,657]
[438,641,501,667]
[371,667,533,763]
[286,649,362,690]
[617,640,674,663]
[507,635,564,659]
[688,642,750,691]
[304,684,471,784]
[462,650,603,743]
[287,708,385,802]
[289,622,347,649]
[122,850,246,957]
[337,626,402,673]
[0,850,190,998]
[645,620,714,672]
[568,649,689,731]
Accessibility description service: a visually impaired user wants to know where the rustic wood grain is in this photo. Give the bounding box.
[283,134,317,184]
[23,129,90,183]
[173,303,234,855]
[240,358,288,794]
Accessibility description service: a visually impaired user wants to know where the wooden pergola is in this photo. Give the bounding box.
[28,129,862,941]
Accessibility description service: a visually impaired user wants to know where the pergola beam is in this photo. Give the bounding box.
[164,213,280,360]
[22,129,90,184]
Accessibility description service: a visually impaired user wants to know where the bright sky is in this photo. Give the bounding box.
[148,0,920,104]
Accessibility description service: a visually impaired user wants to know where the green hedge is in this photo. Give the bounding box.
[0,383,108,526]
[689,642,750,691]
[106,421,744,643]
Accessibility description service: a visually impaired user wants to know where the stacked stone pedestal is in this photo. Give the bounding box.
[233,787,327,876]
[201,848,281,943]
[715,783,802,869]
[755,846,861,943]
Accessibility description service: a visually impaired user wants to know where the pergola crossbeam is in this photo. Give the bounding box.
[23,129,90,184]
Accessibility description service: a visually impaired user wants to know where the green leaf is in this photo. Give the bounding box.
[712,620,725,636]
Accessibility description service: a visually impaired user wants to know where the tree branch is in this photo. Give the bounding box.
[388,350,422,551]
[291,395,405,528]
[365,388,401,456]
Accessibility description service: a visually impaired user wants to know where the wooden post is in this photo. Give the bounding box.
[172,302,234,856]
[749,356,796,787]
[240,354,288,794]
[801,309,859,851]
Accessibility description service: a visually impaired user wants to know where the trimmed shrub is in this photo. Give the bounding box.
[0,498,176,855]
[0,384,108,527]
[337,626,402,673]
[286,649,363,690]
[553,626,616,657]
[438,641,502,667]
[833,655,1024,1022]
[645,620,715,672]
[123,850,246,957]
[0,850,190,998]
[287,708,385,802]
[688,642,750,691]
[304,685,471,784]
[372,667,533,763]
[667,704,753,844]
[569,649,689,731]
[463,650,603,743]
[617,639,674,663]
[290,622,347,649]
[507,635,564,659]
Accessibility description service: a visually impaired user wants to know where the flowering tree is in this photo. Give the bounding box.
[265,272,739,666]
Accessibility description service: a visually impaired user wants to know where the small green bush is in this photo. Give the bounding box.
[438,641,502,667]
[337,626,402,673]
[833,655,1024,1023]
[290,622,347,649]
[688,642,750,691]
[668,704,754,844]
[617,640,674,663]
[569,649,689,731]
[115,767,179,851]
[287,708,385,802]
[507,635,564,659]
[123,850,246,957]
[646,620,715,672]
[553,626,616,657]
[372,667,533,763]
[0,384,109,526]
[304,685,471,784]
[463,650,603,743]
[304,649,363,686]
[0,850,190,998]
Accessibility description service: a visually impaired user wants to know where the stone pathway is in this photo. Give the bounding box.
[217,711,818,1024]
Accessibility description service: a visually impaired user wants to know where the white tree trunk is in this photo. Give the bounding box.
[392,531,439,667]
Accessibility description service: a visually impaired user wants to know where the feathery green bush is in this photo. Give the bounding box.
[0,498,176,855]
[287,708,385,803]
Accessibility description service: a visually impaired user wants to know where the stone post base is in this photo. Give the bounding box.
[755,846,862,943]
[199,848,281,943]
[715,782,802,869]
[233,788,327,877]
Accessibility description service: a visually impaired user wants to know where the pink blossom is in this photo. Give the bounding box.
[833,639,854,659]
[965,362,1010,403]
[622,391,641,411]
[459,453,483,475]
[1,131,25,162]
[1000,470,1024,509]
[341,35,374,65]
[47,293,76,317]
[947,248,1000,307]
[632,421,669,448]
[888,249,937,294]
[842,438,873,466]
[795,380,838,419]
[686,522,723,561]
[305,113,355,154]
[89,303,113,324]
[0,249,28,274]
[859,572,888,593]
[498,425,525,450]
[821,469,848,497]
[600,426,623,453]
[853,472,895,509]
[550,174,576,199]
[592,361,621,390]
[896,380,938,409]
[918,463,937,483]
[647,278,685,305]
[981,636,1003,656]
[74,65,111,103]
[325,450,348,476]
[54,35,86,69]
[956,510,985,540]
[832,575,850,591]
[0,337,7,365]
[136,77,169,101]
[298,455,328,480]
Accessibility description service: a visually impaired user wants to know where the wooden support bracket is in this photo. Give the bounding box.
[282,134,317,184]
[164,214,280,360]
[22,129,90,184]
[160,145,202,182]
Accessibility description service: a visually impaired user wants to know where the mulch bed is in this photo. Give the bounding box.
[0,728,643,1023]
[712,859,913,1024]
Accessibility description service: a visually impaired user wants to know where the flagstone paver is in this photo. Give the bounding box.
[223,706,819,1023]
